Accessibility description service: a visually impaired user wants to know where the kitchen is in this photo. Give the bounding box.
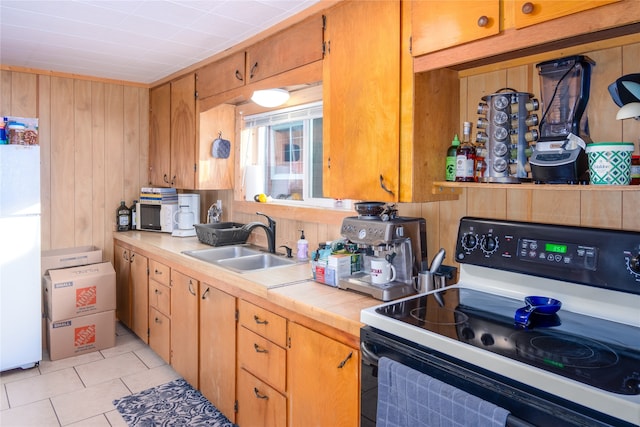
[1,1,640,426]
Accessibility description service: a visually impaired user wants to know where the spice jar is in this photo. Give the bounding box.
[630,155,640,185]
[8,123,25,145]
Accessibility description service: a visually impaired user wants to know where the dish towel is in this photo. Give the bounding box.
[376,356,510,427]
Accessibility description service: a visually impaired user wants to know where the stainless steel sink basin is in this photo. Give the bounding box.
[182,245,297,273]
[216,253,297,273]
[182,245,262,262]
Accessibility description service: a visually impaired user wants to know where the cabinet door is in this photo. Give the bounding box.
[288,323,359,427]
[170,73,196,189]
[149,83,171,186]
[246,14,323,84]
[412,1,500,56]
[114,244,132,328]
[237,368,286,427]
[199,284,236,422]
[323,0,401,201]
[170,270,199,387]
[130,251,149,342]
[149,306,170,363]
[513,0,620,29]
[196,51,246,100]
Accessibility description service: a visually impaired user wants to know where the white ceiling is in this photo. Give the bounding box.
[0,0,321,84]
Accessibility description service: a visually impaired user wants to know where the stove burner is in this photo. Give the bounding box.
[409,307,469,326]
[514,333,619,369]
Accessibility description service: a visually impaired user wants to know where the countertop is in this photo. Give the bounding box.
[114,231,381,339]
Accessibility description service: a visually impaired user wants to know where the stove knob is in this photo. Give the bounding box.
[630,254,640,274]
[480,333,494,346]
[460,327,475,341]
[623,376,640,394]
[481,236,498,254]
[461,234,478,251]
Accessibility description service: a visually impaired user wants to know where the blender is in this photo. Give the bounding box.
[530,55,595,184]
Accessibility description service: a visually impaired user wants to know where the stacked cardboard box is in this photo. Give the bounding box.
[41,247,116,360]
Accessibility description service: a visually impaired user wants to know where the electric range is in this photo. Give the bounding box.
[361,217,640,426]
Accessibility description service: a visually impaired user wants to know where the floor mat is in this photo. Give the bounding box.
[113,378,235,427]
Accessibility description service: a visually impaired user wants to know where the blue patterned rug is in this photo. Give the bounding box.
[113,378,236,427]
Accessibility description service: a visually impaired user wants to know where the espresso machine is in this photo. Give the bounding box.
[530,55,595,184]
[338,214,427,301]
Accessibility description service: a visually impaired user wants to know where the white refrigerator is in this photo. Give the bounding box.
[0,144,42,371]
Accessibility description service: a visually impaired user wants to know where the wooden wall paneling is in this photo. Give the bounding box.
[622,192,640,230]
[10,72,37,117]
[530,190,581,225]
[74,80,93,246]
[506,65,531,94]
[50,77,76,248]
[580,191,622,228]
[104,83,125,263]
[622,43,640,145]
[39,75,52,250]
[419,200,440,262]
[437,190,467,267]
[464,70,506,123]
[0,70,11,115]
[467,188,507,219]
[588,46,623,142]
[506,188,534,222]
[92,82,107,253]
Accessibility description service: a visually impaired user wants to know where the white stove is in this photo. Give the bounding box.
[360,217,640,426]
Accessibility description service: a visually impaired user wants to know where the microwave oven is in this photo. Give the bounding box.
[136,203,177,233]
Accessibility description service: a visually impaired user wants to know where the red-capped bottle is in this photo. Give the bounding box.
[455,121,476,182]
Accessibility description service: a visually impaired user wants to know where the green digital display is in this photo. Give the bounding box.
[545,243,567,254]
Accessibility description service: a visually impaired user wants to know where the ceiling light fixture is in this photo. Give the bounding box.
[251,89,290,108]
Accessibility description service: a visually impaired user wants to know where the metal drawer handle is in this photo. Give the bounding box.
[188,280,196,296]
[155,317,161,324]
[155,269,163,275]
[155,289,162,295]
[201,287,210,300]
[253,315,268,325]
[235,69,243,82]
[338,351,353,369]
[254,343,268,353]
[253,387,268,400]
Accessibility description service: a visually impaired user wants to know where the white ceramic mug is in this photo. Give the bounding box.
[370,258,396,285]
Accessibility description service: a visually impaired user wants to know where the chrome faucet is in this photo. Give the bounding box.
[242,212,276,253]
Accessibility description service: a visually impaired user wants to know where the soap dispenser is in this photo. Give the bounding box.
[297,230,308,260]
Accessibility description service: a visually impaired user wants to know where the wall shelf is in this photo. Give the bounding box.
[432,181,640,195]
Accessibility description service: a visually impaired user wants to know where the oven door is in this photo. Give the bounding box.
[360,326,632,427]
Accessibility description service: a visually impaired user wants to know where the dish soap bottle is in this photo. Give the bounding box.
[297,230,308,260]
[116,201,131,231]
[455,121,476,182]
[445,134,460,181]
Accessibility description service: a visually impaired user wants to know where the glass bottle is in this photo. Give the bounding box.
[116,201,131,232]
[455,121,476,182]
[129,200,138,230]
[445,134,460,181]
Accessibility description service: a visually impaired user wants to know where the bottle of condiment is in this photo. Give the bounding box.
[129,200,138,230]
[631,155,640,185]
[455,121,476,182]
[116,201,131,231]
[445,134,460,181]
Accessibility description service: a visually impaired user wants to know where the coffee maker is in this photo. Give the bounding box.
[530,55,595,184]
[171,193,200,237]
[339,215,427,301]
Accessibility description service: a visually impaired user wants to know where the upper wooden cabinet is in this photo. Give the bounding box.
[149,83,171,187]
[412,1,500,55]
[412,0,625,58]
[196,14,323,100]
[245,15,324,84]
[322,0,401,202]
[512,0,620,29]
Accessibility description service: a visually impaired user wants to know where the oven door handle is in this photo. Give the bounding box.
[361,341,380,365]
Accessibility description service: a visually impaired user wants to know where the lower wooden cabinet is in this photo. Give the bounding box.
[114,242,148,341]
[170,270,199,387]
[288,322,359,427]
[199,284,236,422]
[237,367,286,427]
[148,306,170,363]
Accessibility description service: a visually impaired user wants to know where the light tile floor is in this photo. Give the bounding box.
[0,323,180,426]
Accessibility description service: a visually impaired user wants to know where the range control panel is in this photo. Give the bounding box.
[455,217,640,295]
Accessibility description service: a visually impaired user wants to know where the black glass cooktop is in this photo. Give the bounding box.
[375,288,640,395]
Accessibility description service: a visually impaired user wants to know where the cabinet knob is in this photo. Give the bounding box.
[477,15,489,27]
[521,2,534,14]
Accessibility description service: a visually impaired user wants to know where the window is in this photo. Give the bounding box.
[241,102,338,207]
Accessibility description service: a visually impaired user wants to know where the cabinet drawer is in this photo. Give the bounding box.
[149,280,170,315]
[238,326,286,393]
[237,368,286,427]
[149,259,170,286]
[238,299,287,347]
[149,306,170,363]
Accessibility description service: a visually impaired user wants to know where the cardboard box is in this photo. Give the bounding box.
[41,246,102,276]
[47,310,116,361]
[43,262,116,321]
[328,254,352,279]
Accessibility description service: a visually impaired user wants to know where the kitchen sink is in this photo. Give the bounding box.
[182,245,262,262]
[182,245,297,273]
[216,253,297,273]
